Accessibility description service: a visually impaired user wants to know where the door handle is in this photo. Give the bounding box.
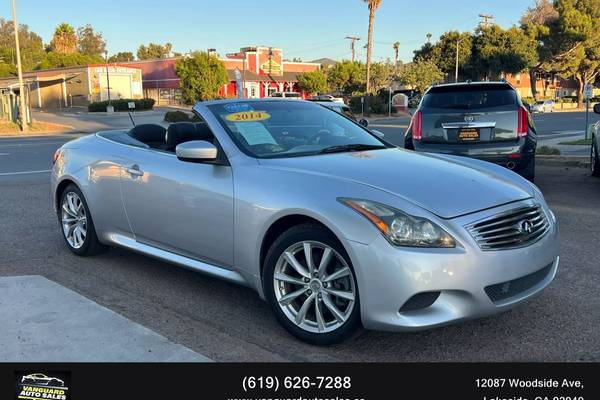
[126,165,144,177]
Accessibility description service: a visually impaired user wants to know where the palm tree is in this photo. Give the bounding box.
[51,23,77,54]
[426,32,432,43]
[393,41,400,75]
[363,0,382,96]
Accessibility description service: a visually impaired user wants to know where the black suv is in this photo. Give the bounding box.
[404,82,536,181]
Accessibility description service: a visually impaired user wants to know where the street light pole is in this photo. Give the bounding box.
[11,0,27,132]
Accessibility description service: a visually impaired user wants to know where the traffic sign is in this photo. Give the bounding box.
[584,84,593,100]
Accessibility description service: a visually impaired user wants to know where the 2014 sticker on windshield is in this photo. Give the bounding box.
[225,111,270,122]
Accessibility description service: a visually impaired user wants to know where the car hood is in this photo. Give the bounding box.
[258,148,533,219]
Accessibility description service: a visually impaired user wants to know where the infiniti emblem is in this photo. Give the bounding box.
[519,220,534,234]
[464,115,474,123]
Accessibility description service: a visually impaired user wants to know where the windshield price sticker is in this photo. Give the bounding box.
[225,111,270,122]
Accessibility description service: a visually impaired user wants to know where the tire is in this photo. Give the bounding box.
[58,184,106,256]
[520,157,536,182]
[263,223,361,345]
[592,136,600,177]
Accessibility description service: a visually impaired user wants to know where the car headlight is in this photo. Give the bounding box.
[339,198,455,248]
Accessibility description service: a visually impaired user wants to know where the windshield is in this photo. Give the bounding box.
[207,101,386,158]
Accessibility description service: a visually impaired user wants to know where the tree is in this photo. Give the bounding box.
[137,42,173,60]
[0,18,45,72]
[521,0,560,100]
[393,41,400,74]
[108,51,135,63]
[549,0,600,106]
[326,60,364,94]
[175,51,229,103]
[436,31,472,76]
[521,0,558,25]
[36,52,103,70]
[471,25,538,79]
[363,0,382,101]
[368,61,393,91]
[50,23,77,54]
[77,24,106,57]
[297,70,328,94]
[398,58,444,93]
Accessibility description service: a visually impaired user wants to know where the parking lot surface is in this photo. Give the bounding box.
[1,130,598,361]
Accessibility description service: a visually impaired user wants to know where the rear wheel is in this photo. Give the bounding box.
[520,158,536,182]
[58,184,106,256]
[263,223,361,345]
[591,136,600,177]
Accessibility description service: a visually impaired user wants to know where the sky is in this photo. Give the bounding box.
[6,0,532,63]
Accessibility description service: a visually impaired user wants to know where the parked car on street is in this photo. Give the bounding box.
[52,99,559,345]
[591,103,600,177]
[270,91,302,99]
[311,94,344,103]
[404,82,537,181]
[530,99,555,113]
[309,99,356,120]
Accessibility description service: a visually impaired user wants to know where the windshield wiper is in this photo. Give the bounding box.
[318,143,387,154]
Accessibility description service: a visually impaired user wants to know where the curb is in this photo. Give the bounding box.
[536,155,590,168]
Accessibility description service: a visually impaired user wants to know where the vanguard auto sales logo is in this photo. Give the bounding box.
[15,371,70,400]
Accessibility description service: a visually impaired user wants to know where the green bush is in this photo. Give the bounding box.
[164,110,191,122]
[536,146,561,155]
[88,98,155,112]
[348,92,396,115]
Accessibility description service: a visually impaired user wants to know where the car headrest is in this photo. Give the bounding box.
[166,122,213,148]
[128,124,167,144]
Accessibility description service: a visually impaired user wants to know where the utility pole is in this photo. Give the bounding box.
[11,0,27,132]
[478,14,494,28]
[104,50,112,111]
[455,39,460,83]
[345,36,360,63]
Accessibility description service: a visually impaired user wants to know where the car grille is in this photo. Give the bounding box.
[466,204,549,250]
[485,263,553,303]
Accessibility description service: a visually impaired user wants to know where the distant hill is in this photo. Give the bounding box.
[310,58,337,69]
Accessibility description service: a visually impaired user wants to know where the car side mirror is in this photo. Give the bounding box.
[176,140,217,163]
[594,103,600,115]
[371,130,385,139]
[358,118,369,127]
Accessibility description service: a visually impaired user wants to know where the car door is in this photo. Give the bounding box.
[120,147,234,268]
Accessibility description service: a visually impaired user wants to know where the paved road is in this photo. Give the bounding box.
[1,134,599,361]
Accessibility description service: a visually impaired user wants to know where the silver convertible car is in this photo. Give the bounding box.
[51,99,560,345]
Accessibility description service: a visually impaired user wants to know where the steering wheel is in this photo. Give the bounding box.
[307,129,331,144]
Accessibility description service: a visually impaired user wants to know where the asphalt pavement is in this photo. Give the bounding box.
[1,129,599,361]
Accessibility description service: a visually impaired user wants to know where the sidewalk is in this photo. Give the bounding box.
[538,132,591,156]
[0,275,211,362]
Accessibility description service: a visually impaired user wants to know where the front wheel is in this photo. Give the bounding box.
[591,137,600,177]
[58,184,106,256]
[263,223,361,345]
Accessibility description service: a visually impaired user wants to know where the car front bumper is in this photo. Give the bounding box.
[345,202,560,332]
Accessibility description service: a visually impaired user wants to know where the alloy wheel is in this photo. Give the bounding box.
[273,241,356,333]
[61,192,87,249]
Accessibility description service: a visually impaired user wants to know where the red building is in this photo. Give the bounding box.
[122,46,321,105]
